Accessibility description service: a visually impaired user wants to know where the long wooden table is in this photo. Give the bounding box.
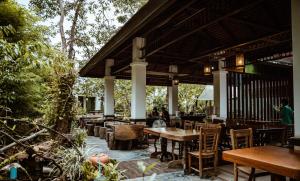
[144,127,199,173]
[223,146,300,180]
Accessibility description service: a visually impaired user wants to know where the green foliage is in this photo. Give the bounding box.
[114,79,131,116]
[101,162,126,181]
[113,0,148,23]
[72,128,87,147]
[81,160,98,181]
[179,84,206,113]
[52,146,83,180]
[0,0,50,117]
[43,53,76,132]
[146,86,167,113]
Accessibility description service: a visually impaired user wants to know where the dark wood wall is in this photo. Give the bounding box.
[226,71,293,121]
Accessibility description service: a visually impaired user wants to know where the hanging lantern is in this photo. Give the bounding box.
[203,64,212,75]
[236,53,245,69]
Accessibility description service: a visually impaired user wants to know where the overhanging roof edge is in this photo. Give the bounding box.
[79,0,176,77]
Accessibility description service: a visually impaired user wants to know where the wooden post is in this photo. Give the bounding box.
[99,127,107,139]
[94,126,100,137]
[86,124,94,136]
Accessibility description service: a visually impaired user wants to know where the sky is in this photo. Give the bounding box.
[15,0,121,61]
[17,0,29,7]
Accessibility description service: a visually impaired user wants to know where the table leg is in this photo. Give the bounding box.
[183,141,188,174]
[160,138,172,162]
[150,136,162,158]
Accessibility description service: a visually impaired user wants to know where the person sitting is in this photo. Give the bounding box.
[151,107,159,118]
[161,107,170,126]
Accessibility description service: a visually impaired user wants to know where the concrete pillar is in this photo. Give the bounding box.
[168,65,179,115]
[292,0,300,137]
[213,70,228,118]
[82,96,87,112]
[95,96,100,111]
[131,37,148,120]
[168,82,178,116]
[104,59,115,116]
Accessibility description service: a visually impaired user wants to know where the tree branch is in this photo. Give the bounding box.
[0,131,63,177]
[11,120,82,156]
[0,129,47,152]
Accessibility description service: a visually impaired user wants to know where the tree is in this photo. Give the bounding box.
[178,84,205,113]
[0,0,49,117]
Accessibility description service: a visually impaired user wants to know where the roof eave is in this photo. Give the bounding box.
[79,0,176,77]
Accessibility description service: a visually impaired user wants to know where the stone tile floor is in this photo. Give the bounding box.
[86,136,270,181]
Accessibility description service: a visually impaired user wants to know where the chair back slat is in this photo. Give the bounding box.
[230,128,253,149]
[199,127,221,155]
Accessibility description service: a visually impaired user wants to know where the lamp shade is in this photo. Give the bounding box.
[236,53,245,69]
[203,64,212,75]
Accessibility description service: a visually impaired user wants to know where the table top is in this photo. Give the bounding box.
[144,127,199,141]
[223,146,300,179]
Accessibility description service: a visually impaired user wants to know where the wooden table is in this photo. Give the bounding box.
[223,146,300,180]
[144,127,199,173]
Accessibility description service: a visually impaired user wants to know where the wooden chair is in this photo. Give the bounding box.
[195,122,206,131]
[188,126,221,177]
[184,120,194,130]
[230,128,269,181]
[170,119,178,127]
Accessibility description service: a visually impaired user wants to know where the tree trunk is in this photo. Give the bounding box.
[58,0,67,52]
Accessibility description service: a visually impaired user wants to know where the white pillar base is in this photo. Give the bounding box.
[104,76,115,116]
[213,70,228,118]
[131,62,148,120]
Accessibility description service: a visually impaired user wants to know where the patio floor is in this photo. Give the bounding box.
[86,136,271,181]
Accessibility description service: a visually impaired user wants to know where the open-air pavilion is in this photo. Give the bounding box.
[80,0,300,180]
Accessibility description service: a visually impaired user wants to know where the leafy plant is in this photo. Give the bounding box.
[101,162,126,181]
[81,160,98,181]
[52,147,83,180]
[137,161,157,181]
[52,146,101,180]
[72,128,87,147]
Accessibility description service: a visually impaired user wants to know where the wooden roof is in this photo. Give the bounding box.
[79,0,292,86]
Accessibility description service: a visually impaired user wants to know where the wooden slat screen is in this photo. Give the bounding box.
[227,72,293,121]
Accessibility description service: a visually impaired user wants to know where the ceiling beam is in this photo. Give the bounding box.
[143,0,199,37]
[145,0,264,58]
[226,17,280,32]
[188,30,290,62]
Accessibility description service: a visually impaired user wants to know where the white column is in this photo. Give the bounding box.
[82,96,87,112]
[131,62,148,119]
[104,59,115,116]
[168,82,178,115]
[131,37,147,120]
[104,76,114,116]
[292,0,300,137]
[213,70,228,118]
[95,96,100,111]
[168,65,179,115]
